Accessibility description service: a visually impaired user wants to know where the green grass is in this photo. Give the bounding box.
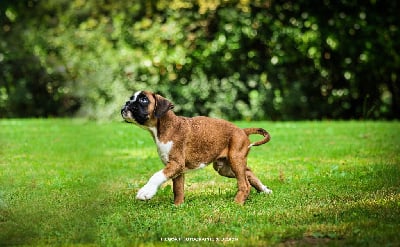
[0,119,399,246]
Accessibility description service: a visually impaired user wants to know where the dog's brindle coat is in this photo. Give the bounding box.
[121,91,272,205]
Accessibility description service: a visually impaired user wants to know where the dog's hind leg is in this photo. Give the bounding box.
[213,160,272,194]
[226,138,251,205]
[214,159,250,204]
[245,168,273,194]
[229,158,251,204]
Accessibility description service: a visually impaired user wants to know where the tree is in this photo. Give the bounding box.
[1,0,398,120]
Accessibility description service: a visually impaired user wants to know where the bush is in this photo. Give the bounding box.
[1,0,398,120]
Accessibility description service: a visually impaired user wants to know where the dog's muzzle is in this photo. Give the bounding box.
[121,102,130,119]
[121,101,137,123]
[121,100,149,125]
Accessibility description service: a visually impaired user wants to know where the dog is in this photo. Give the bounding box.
[121,91,272,205]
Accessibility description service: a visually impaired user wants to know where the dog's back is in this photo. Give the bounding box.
[178,116,250,167]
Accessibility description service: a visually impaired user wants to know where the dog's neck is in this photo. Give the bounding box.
[149,110,179,140]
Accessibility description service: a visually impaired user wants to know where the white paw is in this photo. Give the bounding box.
[261,185,273,194]
[136,185,158,200]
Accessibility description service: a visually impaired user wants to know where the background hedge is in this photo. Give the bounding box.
[1,0,399,120]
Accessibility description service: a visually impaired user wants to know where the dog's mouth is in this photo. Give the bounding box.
[121,107,149,125]
[121,108,129,119]
[121,107,134,122]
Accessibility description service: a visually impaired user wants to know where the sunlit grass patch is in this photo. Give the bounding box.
[0,119,399,246]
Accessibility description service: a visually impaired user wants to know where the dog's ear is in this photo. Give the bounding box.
[154,94,174,118]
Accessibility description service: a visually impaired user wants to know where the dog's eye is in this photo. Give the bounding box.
[139,97,149,105]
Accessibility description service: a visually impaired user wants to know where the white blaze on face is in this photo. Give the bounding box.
[149,127,173,165]
[132,91,142,102]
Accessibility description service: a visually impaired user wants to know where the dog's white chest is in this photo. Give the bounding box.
[149,127,173,164]
[156,140,173,164]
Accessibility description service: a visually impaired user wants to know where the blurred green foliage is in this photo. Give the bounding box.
[0,0,399,120]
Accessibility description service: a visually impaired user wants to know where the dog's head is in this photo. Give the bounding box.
[121,91,174,126]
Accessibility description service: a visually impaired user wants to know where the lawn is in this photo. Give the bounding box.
[0,119,399,246]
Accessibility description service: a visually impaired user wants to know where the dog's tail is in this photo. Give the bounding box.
[243,128,271,148]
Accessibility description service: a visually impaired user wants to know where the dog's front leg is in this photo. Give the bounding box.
[136,170,168,200]
[136,161,184,201]
[173,174,185,205]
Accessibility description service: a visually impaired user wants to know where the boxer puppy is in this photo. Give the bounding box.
[121,91,272,205]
